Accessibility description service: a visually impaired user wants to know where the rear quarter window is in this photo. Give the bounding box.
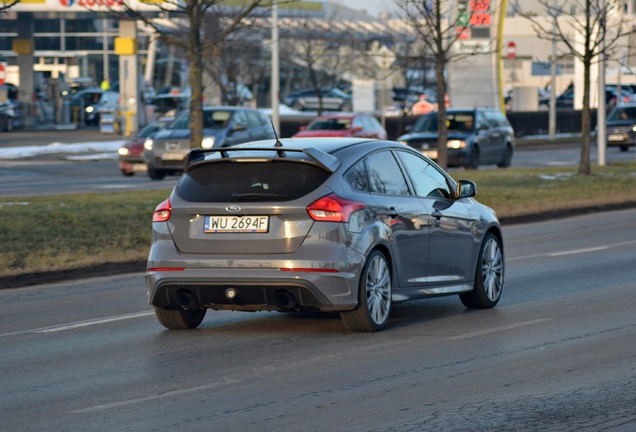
[177,161,330,202]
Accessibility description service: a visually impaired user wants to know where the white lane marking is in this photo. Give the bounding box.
[446,318,552,340]
[0,311,154,337]
[71,379,241,413]
[507,239,636,261]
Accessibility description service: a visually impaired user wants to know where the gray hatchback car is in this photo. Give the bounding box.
[143,106,275,180]
[146,138,505,332]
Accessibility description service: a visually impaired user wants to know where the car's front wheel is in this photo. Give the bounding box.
[619,145,630,152]
[341,250,392,332]
[497,144,513,168]
[460,233,504,308]
[154,307,206,329]
[465,146,480,170]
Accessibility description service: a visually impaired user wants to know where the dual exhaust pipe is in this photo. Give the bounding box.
[176,288,298,310]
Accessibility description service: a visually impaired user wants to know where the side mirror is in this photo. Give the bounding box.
[457,180,477,198]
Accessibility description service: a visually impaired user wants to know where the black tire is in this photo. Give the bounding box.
[340,103,352,112]
[460,233,504,309]
[619,145,629,152]
[154,307,206,329]
[147,168,166,180]
[497,144,513,168]
[121,169,134,177]
[291,102,304,111]
[465,146,480,170]
[4,117,13,132]
[340,250,392,332]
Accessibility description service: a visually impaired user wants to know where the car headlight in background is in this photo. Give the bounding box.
[118,147,129,156]
[85,106,94,113]
[447,140,467,149]
[201,137,215,149]
[144,139,154,151]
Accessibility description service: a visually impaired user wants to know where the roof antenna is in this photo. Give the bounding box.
[271,121,283,147]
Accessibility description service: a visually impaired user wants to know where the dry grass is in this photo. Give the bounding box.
[1,162,636,279]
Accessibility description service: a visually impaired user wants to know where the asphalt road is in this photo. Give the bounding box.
[1,208,635,431]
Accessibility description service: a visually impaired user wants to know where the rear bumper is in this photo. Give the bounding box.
[146,267,360,312]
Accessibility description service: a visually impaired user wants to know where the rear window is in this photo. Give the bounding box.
[177,160,330,202]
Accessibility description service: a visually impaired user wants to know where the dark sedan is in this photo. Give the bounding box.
[397,108,515,169]
[146,138,505,332]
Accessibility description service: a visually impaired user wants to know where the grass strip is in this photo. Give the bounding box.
[1,162,636,279]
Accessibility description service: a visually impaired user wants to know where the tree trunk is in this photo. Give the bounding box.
[188,7,204,150]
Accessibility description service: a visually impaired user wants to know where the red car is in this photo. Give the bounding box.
[293,114,388,139]
[117,120,170,176]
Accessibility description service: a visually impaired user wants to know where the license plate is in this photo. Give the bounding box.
[608,134,626,142]
[133,163,147,172]
[422,150,438,159]
[162,152,185,161]
[204,216,269,233]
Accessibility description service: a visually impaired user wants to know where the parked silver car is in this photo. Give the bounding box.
[146,138,505,332]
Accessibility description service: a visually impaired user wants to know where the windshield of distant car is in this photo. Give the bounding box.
[168,110,234,130]
[307,118,352,131]
[413,112,475,133]
[608,106,636,121]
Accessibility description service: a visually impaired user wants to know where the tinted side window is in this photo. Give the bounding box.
[344,159,368,192]
[396,151,451,199]
[366,151,410,196]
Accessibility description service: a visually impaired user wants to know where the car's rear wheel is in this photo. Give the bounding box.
[154,307,206,329]
[619,145,629,152]
[291,102,304,111]
[121,169,134,177]
[341,250,392,332]
[460,233,504,308]
[147,168,166,180]
[497,144,513,168]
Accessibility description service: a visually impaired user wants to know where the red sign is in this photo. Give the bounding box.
[0,63,5,86]
[506,41,517,60]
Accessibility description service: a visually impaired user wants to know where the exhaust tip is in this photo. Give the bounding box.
[274,290,297,310]
[177,289,198,309]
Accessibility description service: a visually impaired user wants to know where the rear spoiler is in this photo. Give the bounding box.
[185,147,341,173]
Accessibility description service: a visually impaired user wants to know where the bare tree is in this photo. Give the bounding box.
[93,0,272,148]
[203,32,266,106]
[280,14,356,115]
[0,0,19,14]
[517,0,634,176]
[396,0,495,169]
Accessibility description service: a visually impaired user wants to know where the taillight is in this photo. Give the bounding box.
[153,198,171,222]
[307,194,365,222]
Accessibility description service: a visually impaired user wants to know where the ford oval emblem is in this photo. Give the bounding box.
[226,205,242,213]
